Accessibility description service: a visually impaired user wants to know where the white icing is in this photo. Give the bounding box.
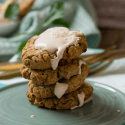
[54,82,68,99]
[34,27,83,70]
[71,96,93,110]
[78,60,86,74]
[71,95,93,109]
[71,92,85,110]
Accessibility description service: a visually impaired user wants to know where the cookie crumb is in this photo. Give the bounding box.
[0,123,2,124]
[117,110,120,113]
[115,96,116,98]
[31,115,35,118]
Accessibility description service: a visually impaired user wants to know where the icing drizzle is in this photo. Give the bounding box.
[78,60,86,74]
[34,27,83,70]
[54,82,68,99]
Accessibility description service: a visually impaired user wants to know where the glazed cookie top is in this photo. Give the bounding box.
[21,27,88,70]
[34,27,86,69]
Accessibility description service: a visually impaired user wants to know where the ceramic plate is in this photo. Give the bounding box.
[0,80,125,125]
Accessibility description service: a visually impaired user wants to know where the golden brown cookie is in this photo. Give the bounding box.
[26,81,93,110]
[28,66,88,99]
[21,29,87,70]
[20,59,89,86]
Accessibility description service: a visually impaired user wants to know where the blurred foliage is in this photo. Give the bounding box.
[14,1,71,61]
[5,3,20,20]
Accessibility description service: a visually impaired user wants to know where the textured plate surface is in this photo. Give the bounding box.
[0,80,125,125]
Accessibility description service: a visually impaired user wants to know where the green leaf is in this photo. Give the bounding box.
[17,41,27,52]
[52,18,71,28]
[43,1,64,27]
[14,1,65,36]
[15,1,65,36]
[32,1,64,35]
[5,3,20,21]
[10,1,69,62]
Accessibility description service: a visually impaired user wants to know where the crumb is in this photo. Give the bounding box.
[115,96,116,98]
[117,110,120,113]
[31,115,35,118]
[0,123,2,124]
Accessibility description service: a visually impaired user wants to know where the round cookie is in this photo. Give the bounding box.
[21,27,88,70]
[20,65,59,86]
[20,59,89,86]
[26,81,93,110]
[28,65,88,98]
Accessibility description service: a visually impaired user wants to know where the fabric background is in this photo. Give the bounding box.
[0,0,101,56]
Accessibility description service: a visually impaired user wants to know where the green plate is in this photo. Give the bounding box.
[0,80,125,125]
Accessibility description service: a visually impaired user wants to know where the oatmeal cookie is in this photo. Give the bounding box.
[28,66,88,99]
[26,81,93,110]
[21,28,87,70]
[20,59,89,86]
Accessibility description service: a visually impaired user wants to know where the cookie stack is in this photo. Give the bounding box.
[20,27,93,110]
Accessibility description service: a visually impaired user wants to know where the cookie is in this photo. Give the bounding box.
[20,59,89,86]
[20,65,59,86]
[28,65,88,99]
[26,81,93,110]
[21,27,88,70]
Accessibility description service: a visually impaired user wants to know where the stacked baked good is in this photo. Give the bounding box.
[20,27,93,110]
